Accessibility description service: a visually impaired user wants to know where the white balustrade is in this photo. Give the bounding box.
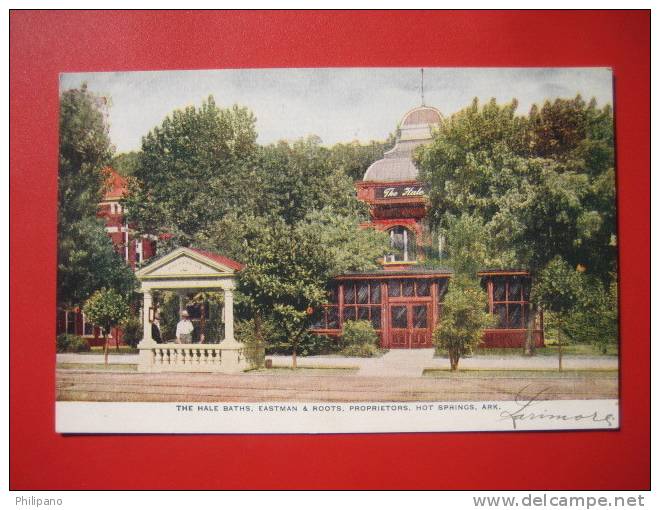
[138,343,251,373]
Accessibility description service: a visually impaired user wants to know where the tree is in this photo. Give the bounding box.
[58,84,136,309]
[295,207,390,275]
[327,136,395,182]
[433,278,494,370]
[123,96,262,245]
[197,207,389,367]
[418,96,616,355]
[532,257,583,370]
[59,83,113,226]
[232,217,333,369]
[111,151,140,176]
[561,276,618,355]
[58,217,136,308]
[260,137,363,225]
[83,288,130,365]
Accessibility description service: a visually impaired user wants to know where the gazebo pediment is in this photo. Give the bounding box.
[136,247,242,280]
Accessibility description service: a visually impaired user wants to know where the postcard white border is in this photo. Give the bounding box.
[56,399,619,434]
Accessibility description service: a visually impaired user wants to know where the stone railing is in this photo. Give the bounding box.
[138,341,249,374]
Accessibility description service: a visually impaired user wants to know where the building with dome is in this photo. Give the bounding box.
[312,105,543,349]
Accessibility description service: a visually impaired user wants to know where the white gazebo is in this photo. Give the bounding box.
[135,247,248,374]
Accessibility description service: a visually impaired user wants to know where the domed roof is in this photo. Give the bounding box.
[401,106,442,127]
[363,105,442,182]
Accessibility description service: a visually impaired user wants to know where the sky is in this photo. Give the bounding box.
[60,68,613,153]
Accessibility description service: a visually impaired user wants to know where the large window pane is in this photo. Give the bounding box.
[370,284,381,304]
[413,305,428,328]
[493,277,506,301]
[388,280,401,297]
[327,307,339,329]
[508,304,522,328]
[357,306,370,321]
[343,307,356,322]
[495,304,507,328]
[357,283,369,304]
[416,279,430,296]
[371,306,381,329]
[344,283,355,304]
[391,306,407,328]
[403,280,415,297]
[389,227,405,261]
[508,277,522,301]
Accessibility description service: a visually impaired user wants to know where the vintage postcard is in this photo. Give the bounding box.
[55,68,619,433]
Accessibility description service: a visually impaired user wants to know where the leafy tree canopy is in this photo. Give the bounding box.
[418,96,616,283]
[58,84,136,308]
[59,83,113,228]
[58,217,137,308]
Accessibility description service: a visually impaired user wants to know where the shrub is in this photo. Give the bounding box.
[341,320,380,357]
[121,316,142,348]
[235,318,269,369]
[433,278,494,370]
[342,320,379,346]
[341,342,380,358]
[56,334,90,353]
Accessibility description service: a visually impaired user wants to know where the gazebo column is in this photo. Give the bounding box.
[219,283,246,373]
[142,290,153,344]
[223,288,235,342]
[137,288,155,372]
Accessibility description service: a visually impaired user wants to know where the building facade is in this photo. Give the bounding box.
[312,105,543,348]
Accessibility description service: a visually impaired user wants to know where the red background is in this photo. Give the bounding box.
[10,10,650,490]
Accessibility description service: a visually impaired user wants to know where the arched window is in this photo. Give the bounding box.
[388,226,416,262]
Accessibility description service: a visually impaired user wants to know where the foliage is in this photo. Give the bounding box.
[326,136,395,182]
[83,288,131,336]
[59,83,113,227]
[260,137,363,225]
[123,96,261,246]
[111,151,140,176]
[295,208,390,275]
[265,332,343,357]
[235,318,271,368]
[341,320,379,346]
[340,320,381,357]
[121,316,142,348]
[58,217,137,308]
[532,256,585,369]
[433,278,495,370]
[418,95,616,284]
[56,334,90,353]
[58,84,136,308]
[532,256,583,315]
[569,279,618,354]
[198,207,388,364]
[341,343,381,358]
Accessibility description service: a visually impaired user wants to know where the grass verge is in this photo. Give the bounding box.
[57,363,138,371]
[423,368,618,378]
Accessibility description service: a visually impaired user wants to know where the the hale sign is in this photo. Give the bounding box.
[376,185,426,199]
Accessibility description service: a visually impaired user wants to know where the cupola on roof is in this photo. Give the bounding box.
[363,105,442,182]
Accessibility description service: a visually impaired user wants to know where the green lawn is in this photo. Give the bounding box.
[79,346,139,355]
[57,363,138,371]
[255,366,359,375]
[423,368,618,378]
[462,343,618,357]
